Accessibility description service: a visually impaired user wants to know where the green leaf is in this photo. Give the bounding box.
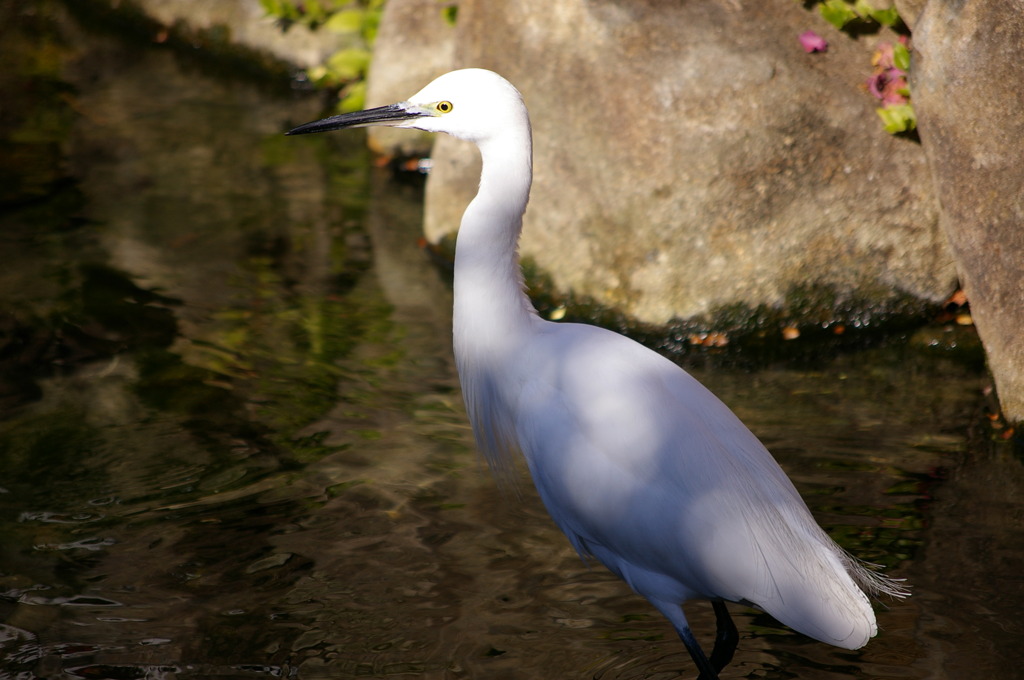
[892,42,911,70]
[325,48,371,81]
[442,4,458,26]
[819,0,857,29]
[303,0,328,24]
[850,0,902,26]
[361,9,381,43]
[876,103,917,134]
[323,8,365,34]
[283,2,303,22]
[260,0,301,22]
[852,0,874,18]
[869,6,901,26]
[339,80,367,113]
[306,65,329,84]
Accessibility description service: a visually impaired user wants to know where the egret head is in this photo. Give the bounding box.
[286,68,528,145]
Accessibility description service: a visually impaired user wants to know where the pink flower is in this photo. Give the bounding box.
[866,68,908,104]
[867,72,886,99]
[868,42,910,106]
[799,30,828,53]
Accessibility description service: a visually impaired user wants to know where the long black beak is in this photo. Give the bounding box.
[285,103,424,136]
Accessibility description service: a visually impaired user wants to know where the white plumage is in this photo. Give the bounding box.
[288,68,908,679]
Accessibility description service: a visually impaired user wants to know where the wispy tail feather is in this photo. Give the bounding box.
[842,553,911,600]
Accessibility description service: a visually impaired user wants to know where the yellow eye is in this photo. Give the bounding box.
[436,100,454,113]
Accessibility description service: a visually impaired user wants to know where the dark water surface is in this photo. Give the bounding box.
[2,3,1023,679]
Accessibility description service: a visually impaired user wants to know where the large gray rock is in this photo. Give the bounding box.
[412,0,954,325]
[894,0,928,28]
[913,2,1024,423]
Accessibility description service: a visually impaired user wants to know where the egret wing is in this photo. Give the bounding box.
[511,322,877,649]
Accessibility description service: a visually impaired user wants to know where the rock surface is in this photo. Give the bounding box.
[893,0,927,28]
[118,0,1024,421]
[131,0,341,69]
[364,0,456,156]
[379,0,956,325]
[913,2,1024,422]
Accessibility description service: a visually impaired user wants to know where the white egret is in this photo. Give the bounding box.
[287,68,908,679]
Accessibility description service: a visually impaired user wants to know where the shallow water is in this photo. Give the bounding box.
[2,3,1023,679]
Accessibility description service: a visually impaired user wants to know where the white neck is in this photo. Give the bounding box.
[445,98,540,472]
[452,129,539,360]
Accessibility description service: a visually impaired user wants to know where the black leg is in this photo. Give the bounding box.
[708,600,738,672]
[676,624,719,680]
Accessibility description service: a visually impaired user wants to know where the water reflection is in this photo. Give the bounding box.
[2,2,1023,679]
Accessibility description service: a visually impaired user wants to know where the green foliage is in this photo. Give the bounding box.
[322,47,371,82]
[260,0,384,112]
[866,4,901,27]
[891,40,911,70]
[806,1,914,136]
[259,0,300,24]
[876,103,916,134]
[259,0,382,32]
[338,79,367,112]
[818,0,856,29]
[818,0,901,29]
[441,4,458,26]
[869,40,915,135]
